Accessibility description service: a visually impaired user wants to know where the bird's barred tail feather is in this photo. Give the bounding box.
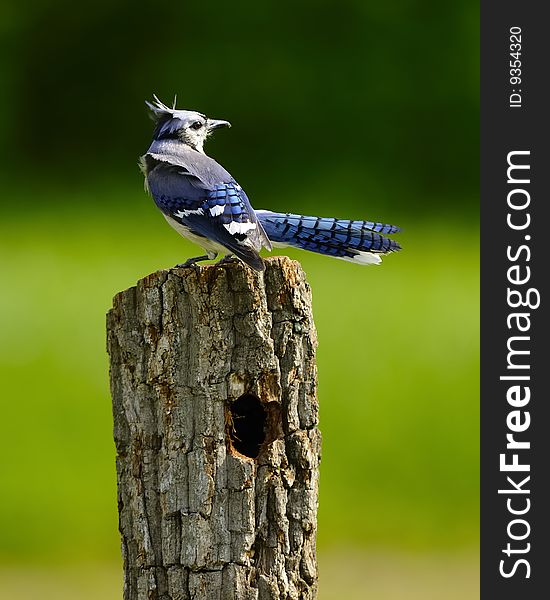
[256,211,401,265]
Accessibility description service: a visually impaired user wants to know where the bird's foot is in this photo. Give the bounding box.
[217,254,239,267]
[174,255,212,269]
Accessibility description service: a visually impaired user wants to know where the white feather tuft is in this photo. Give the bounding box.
[209,205,224,217]
[349,251,382,265]
[175,208,204,218]
[225,221,257,235]
[333,251,383,265]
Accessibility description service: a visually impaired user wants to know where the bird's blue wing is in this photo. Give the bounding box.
[147,164,267,269]
[202,183,263,239]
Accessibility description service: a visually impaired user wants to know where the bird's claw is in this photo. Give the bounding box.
[174,255,211,269]
[217,255,239,267]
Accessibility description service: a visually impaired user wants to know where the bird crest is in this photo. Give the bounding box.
[145,94,179,119]
[145,95,208,142]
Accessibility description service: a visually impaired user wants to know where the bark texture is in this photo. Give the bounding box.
[107,257,320,600]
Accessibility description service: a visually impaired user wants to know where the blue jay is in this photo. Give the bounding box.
[141,96,401,271]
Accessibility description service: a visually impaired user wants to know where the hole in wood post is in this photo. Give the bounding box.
[229,394,267,459]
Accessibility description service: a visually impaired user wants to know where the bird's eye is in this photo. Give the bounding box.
[190,121,203,130]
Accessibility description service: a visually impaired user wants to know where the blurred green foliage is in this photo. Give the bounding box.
[1,0,477,216]
[0,0,478,569]
[0,195,478,562]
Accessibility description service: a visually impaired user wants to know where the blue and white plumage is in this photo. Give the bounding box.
[141,96,401,271]
[256,211,400,265]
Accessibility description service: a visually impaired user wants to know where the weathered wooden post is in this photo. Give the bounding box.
[107,256,320,600]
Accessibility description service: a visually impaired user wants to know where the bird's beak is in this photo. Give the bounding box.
[206,118,231,131]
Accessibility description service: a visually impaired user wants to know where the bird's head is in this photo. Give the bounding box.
[146,95,231,153]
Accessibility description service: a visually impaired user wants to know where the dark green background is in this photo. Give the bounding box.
[1,1,479,597]
[2,0,477,216]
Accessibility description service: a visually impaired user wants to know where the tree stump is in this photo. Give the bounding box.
[107,256,320,600]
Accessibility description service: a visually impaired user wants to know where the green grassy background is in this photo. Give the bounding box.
[1,0,478,595]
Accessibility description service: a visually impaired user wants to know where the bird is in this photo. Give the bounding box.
[140,96,401,272]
